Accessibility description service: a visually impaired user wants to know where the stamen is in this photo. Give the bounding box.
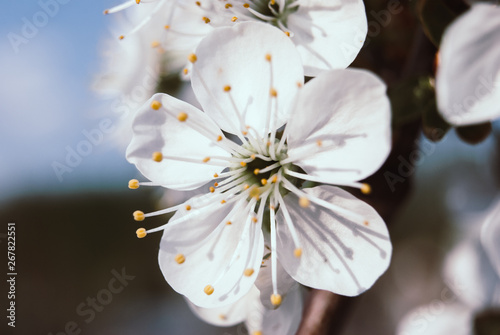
[244,268,254,276]
[202,16,211,23]
[128,179,140,189]
[294,248,302,258]
[361,183,372,194]
[298,197,310,208]
[275,183,301,249]
[151,100,162,110]
[152,152,163,162]
[177,112,188,122]
[231,16,238,22]
[270,293,282,306]
[204,285,214,295]
[136,228,147,238]
[133,210,145,221]
[285,169,369,193]
[188,53,197,63]
[175,254,185,264]
[185,205,191,211]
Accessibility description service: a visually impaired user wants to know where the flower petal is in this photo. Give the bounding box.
[287,0,367,76]
[191,21,304,137]
[436,3,500,126]
[481,197,500,278]
[276,185,392,296]
[254,257,297,310]
[185,286,260,327]
[126,93,230,190]
[286,69,391,184]
[245,285,303,335]
[159,194,265,308]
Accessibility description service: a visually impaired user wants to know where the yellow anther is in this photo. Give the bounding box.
[316,140,322,147]
[270,294,282,306]
[270,88,278,97]
[103,9,109,14]
[219,314,227,320]
[231,16,238,22]
[244,268,254,276]
[151,41,160,48]
[202,16,210,24]
[136,228,147,238]
[204,285,214,295]
[209,186,215,193]
[226,221,232,225]
[195,1,201,6]
[214,182,219,187]
[203,157,211,163]
[285,31,290,37]
[135,0,140,4]
[269,205,275,210]
[251,217,258,223]
[183,68,188,75]
[364,221,369,226]
[265,54,272,61]
[244,184,250,190]
[240,161,247,167]
[270,0,276,4]
[249,186,260,199]
[185,205,191,211]
[217,135,223,142]
[128,179,139,189]
[188,53,197,63]
[299,197,310,208]
[250,154,256,159]
[297,82,303,88]
[225,3,232,8]
[151,100,162,110]
[119,35,125,40]
[174,254,185,264]
[242,130,248,135]
[221,199,226,204]
[177,112,188,122]
[164,25,170,29]
[223,85,231,92]
[271,175,278,183]
[261,179,267,185]
[213,173,219,178]
[254,169,260,175]
[361,183,372,195]
[294,248,302,258]
[243,3,250,7]
[253,332,262,335]
[133,210,145,221]
[267,141,271,147]
[152,152,163,162]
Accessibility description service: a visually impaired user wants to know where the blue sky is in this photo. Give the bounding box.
[0,0,137,201]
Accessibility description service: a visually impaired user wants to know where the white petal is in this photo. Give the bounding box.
[287,0,367,76]
[186,285,260,327]
[159,194,264,308]
[245,285,304,335]
[436,3,500,126]
[191,21,304,137]
[126,93,230,190]
[254,257,297,310]
[396,303,471,335]
[286,69,391,184]
[276,185,391,296]
[481,197,500,278]
[444,225,499,309]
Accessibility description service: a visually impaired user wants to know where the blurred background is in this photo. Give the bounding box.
[0,0,499,334]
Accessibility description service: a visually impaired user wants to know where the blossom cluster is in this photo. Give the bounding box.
[95,0,500,333]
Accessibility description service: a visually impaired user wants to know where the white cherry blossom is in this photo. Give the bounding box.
[104,0,367,76]
[126,22,392,309]
[436,3,500,126]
